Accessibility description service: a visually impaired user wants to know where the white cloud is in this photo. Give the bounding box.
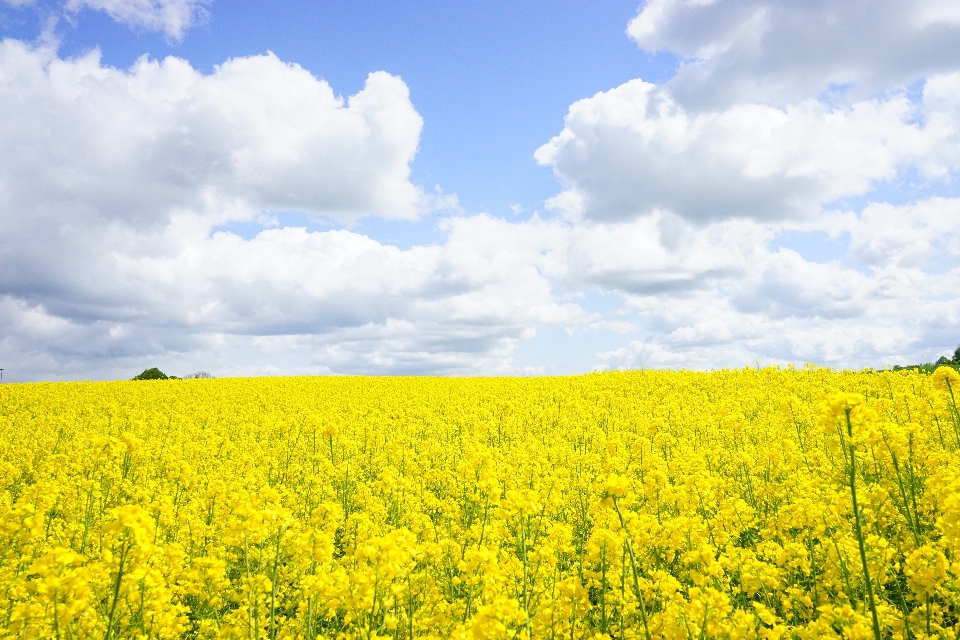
[536,76,957,223]
[847,197,960,269]
[0,42,588,378]
[6,140,960,378]
[0,40,441,377]
[0,198,739,377]
[0,53,586,382]
[64,0,209,40]
[599,313,919,370]
[629,0,960,108]
[7,0,960,378]
[0,41,426,231]
[575,196,960,369]
[528,1,960,369]
[554,212,763,293]
[0,213,589,378]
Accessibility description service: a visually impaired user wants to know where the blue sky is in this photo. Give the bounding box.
[2,0,960,380]
[5,1,678,219]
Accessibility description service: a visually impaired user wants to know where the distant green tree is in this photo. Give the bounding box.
[937,356,952,365]
[133,367,168,380]
[953,346,960,363]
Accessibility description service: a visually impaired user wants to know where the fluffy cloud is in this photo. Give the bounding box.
[0,214,587,378]
[0,41,426,230]
[575,195,960,369]
[629,0,960,108]
[847,197,960,269]
[535,75,958,223]
[64,0,209,40]
[516,1,960,369]
[521,1,960,369]
[6,0,960,379]
[0,43,587,379]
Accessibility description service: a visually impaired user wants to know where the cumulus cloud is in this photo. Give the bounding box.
[518,1,960,369]
[528,1,960,371]
[7,0,960,378]
[2,42,585,378]
[629,0,960,108]
[846,197,960,269]
[0,214,587,379]
[0,38,584,379]
[0,40,439,375]
[5,90,960,379]
[573,195,960,370]
[0,41,426,230]
[64,0,209,40]
[536,75,959,223]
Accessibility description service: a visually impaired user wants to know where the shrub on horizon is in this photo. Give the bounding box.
[133,367,168,380]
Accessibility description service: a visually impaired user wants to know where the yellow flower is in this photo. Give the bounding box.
[0,367,956,637]
[603,473,630,498]
[819,391,864,426]
[931,365,960,392]
[905,545,948,599]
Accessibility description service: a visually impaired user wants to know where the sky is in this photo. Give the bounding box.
[1,0,960,381]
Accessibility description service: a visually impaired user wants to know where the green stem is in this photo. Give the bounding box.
[520,517,533,640]
[946,379,960,449]
[52,588,61,640]
[600,541,608,634]
[103,542,130,640]
[270,530,282,640]
[611,497,652,640]
[845,408,882,640]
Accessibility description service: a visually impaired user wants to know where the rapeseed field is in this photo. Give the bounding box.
[1,368,959,639]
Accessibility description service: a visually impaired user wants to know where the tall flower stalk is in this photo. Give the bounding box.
[844,406,883,640]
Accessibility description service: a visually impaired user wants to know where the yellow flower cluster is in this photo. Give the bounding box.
[1,366,959,639]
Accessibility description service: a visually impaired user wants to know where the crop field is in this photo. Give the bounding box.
[1,368,959,639]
